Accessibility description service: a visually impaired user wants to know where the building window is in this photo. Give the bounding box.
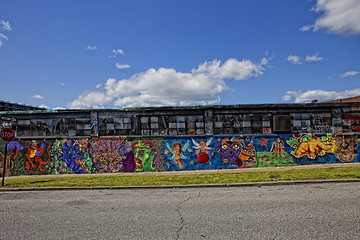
[113,117,132,135]
[98,116,134,136]
[138,116,168,136]
[291,113,332,133]
[213,114,268,135]
[167,115,204,136]
[75,118,92,136]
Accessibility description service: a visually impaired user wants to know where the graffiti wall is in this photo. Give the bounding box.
[0,133,359,176]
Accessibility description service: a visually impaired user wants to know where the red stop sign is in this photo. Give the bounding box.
[0,128,15,142]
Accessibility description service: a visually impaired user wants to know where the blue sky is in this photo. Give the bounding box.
[0,0,359,109]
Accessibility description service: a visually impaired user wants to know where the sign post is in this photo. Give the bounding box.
[1,128,15,187]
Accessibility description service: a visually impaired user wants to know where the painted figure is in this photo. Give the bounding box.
[25,140,50,173]
[192,138,212,163]
[270,136,285,158]
[166,141,189,169]
[123,141,135,172]
[0,146,17,177]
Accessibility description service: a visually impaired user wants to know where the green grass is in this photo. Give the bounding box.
[2,167,360,188]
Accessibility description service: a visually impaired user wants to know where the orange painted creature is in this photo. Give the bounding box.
[25,140,50,173]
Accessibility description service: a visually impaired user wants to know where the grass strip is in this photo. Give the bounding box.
[2,167,360,188]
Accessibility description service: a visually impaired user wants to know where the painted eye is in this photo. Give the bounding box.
[233,144,239,149]
[222,145,228,149]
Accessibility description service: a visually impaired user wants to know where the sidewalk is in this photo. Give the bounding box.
[1,162,360,191]
[6,162,360,179]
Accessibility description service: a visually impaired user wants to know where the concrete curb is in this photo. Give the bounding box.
[1,178,360,192]
[5,162,360,180]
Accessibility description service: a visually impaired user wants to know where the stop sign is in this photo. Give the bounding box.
[0,128,15,142]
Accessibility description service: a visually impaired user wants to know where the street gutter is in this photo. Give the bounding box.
[1,178,360,192]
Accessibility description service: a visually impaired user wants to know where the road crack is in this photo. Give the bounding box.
[175,190,201,240]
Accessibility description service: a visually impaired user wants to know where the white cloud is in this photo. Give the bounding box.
[287,55,302,64]
[299,24,314,32]
[39,104,49,109]
[96,84,102,89]
[281,90,302,102]
[115,63,130,69]
[340,71,359,78]
[84,46,97,50]
[31,94,44,99]
[287,54,323,64]
[305,53,323,62]
[53,106,66,110]
[109,49,125,58]
[1,20,11,31]
[113,49,124,55]
[68,57,268,108]
[0,33,8,47]
[282,88,360,103]
[305,0,360,35]
[69,91,113,109]
[193,58,265,80]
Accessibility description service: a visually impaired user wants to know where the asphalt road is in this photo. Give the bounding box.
[0,183,359,240]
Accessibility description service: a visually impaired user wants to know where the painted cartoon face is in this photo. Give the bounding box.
[31,141,37,148]
[172,143,182,154]
[134,144,151,161]
[239,145,257,166]
[221,140,241,164]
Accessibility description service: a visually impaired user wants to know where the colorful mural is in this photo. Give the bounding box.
[0,133,358,176]
[192,138,212,164]
[216,137,256,168]
[88,137,125,173]
[25,140,51,173]
[256,136,295,167]
[52,139,94,174]
[333,129,358,162]
[165,140,189,169]
[0,144,17,177]
[0,140,53,175]
[287,134,333,159]
[133,139,162,172]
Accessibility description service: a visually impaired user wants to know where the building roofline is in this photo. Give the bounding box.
[0,101,359,116]
[321,95,360,103]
